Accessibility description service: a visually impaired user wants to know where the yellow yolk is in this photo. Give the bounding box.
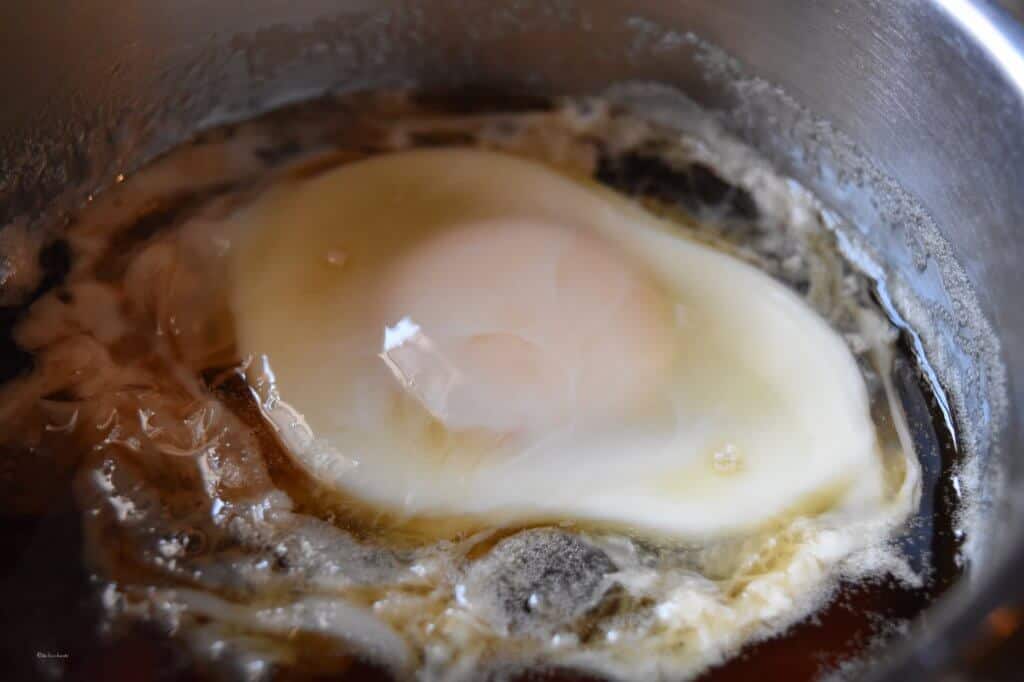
[376,219,674,434]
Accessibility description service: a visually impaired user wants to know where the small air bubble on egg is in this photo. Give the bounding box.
[712,443,742,474]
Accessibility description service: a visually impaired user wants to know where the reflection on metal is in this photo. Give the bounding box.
[948,604,1024,681]
[935,0,1024,95]
[985,607,1020,638]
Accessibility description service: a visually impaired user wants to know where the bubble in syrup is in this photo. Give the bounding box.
[325,249,348,267]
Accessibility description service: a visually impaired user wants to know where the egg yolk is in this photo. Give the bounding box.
[377,218,674,434]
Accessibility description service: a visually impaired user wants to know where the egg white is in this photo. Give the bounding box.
[229,148,886,539]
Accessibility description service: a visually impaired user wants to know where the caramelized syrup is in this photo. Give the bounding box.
[0,92,965,682]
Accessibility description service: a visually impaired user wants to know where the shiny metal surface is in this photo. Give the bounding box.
[1,1,1023,679]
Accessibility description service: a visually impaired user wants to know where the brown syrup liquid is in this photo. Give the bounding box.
[0,92,964,682]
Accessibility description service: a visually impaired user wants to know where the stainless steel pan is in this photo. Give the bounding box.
[2,2,1023,679]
